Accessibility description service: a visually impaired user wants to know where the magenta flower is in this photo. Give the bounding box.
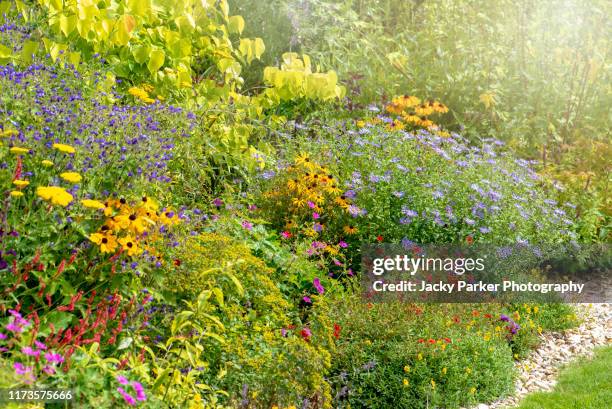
[42,365,56,375]
[307,201,316,209]
[313,278,325,294]
[303,296,312,304]
[117,387,136,406]
[116,375,129,385]
[44,352,64,364]
[14,362,32,375]
[241,220,253,230]
[34,340,47,350]
[0,332,7,340]
[312,212,320,219]
[131,381,146,401]
[338,241,348,248]
[212,198,223,207]
[22,346,40,358]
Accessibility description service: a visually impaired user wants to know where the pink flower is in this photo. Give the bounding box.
[116,375,129,385]
[22,346,40,358]
[303,296,312,304]
[117,387,136,406]
[338,241,348,248]
[34,340,47,350]
[307,201,316,209]
[241,220,253,230]
[42,365,56,375]
[44,352,64,364]
[212,198,223,207]
[313,278,325,294]
[131,381,146,401]
[347,268,354,276]
[0,332,7,340]
[312,212,320,219]
[14,362,32,375]
[281,231,292,239]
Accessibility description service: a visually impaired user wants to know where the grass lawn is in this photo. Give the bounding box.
[515,346,612,409]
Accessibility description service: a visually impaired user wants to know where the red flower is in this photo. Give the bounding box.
[466,235,474,245]
[173,259,181,266]
[376,235,383,242]
[428,338,436,344]
[444,337,451,343]
[472,310,480,317]
[418,338,425,343]
[484,313,493,319]
[300,327,312,342]
[452,315,460,324]
[333,323,341,339]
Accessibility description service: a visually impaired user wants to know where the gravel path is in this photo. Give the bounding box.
[475,302,612,409]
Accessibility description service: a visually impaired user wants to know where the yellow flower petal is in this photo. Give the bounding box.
[52,143,76,154]
[12,180,30,188]
[81,199,105,209]
[10,190,24,198]
[9,147,29,155]
[60,172,82,183]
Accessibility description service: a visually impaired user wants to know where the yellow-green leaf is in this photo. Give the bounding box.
[147,48,165,74]
[0,43,12,59]
[227,15,245,34]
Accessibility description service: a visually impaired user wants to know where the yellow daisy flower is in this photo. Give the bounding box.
[41,160,54,167]
[89,232,118,253]
[10,191,24,198]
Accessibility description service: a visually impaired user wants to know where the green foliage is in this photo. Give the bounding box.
[169,231,335,407]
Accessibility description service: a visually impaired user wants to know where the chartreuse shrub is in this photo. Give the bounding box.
[28,0,265,99]
[167,231,335,407]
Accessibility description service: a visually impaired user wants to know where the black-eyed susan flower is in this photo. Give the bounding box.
[36,186,73,207]
[52,143,76,154]
[89,232,118,253]
[60,172,82,183]
[118,236,142,257]
[343,225,358,235]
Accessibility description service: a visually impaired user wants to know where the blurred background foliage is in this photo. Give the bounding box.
[233,0,611,241]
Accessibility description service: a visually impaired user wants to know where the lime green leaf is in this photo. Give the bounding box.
[227,15,245,34]
[132,44,151,64]
[20,41,38,63]
[147,48,165,74]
